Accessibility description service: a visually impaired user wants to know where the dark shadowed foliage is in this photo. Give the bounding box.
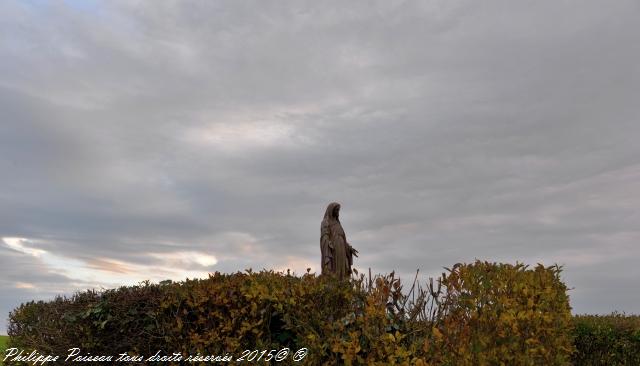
[572,313,640,365]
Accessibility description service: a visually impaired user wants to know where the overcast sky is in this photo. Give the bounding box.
[1,0,639,334]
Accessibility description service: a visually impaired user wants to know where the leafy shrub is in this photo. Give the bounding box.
[427,262,574,365]
[572,313,640,365]
[7,261,573,365]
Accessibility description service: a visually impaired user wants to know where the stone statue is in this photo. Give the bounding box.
[320,202,358,280]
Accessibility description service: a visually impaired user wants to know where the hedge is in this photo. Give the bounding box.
[428,262,574,365]
[6,261,573,365]
[572,313,640,365]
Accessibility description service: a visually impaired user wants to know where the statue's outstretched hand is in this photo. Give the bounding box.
[351,246,359,257]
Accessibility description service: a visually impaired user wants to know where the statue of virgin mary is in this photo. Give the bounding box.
[320,202,358,280]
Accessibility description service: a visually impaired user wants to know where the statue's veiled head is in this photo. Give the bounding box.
[324,202,341,221]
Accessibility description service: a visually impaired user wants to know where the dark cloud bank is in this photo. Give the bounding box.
[1,0,640,334]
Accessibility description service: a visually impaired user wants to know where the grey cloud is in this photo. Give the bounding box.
[0,245,78,334]
[1,0,640,334]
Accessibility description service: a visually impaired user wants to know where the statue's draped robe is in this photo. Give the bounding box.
[321,202,354,280]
